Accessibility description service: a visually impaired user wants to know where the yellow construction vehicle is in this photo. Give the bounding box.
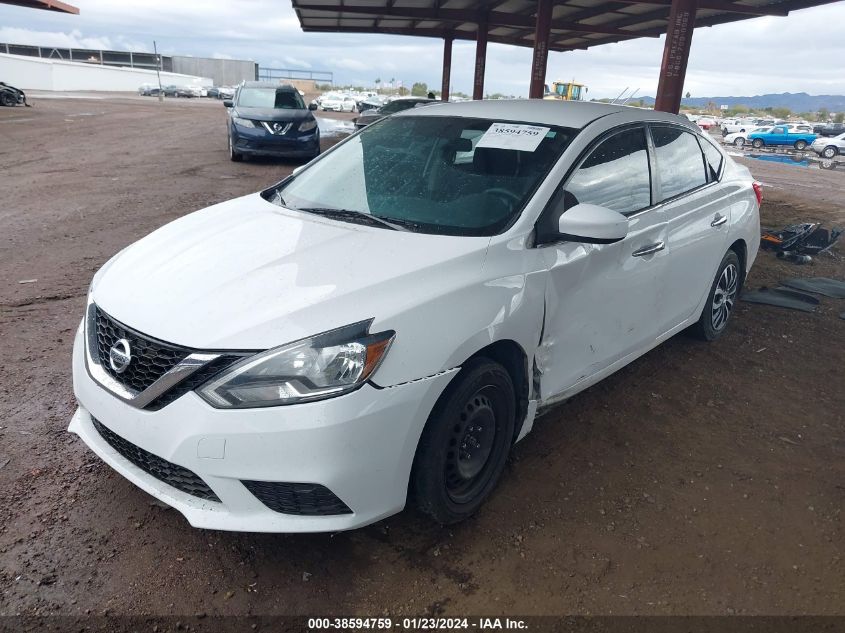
[543,80,587,101]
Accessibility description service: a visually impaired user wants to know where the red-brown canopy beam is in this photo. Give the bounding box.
[654,0,698,113]
[0,0,78,12]
[441,35,453,101]
[529,0,552,99]
[473,15,488,100]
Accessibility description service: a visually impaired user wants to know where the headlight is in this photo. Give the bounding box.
[198,321,394,408]
[232,116,255,128]
[299,119,318,132]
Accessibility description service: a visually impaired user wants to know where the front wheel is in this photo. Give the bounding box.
[412,358,516,525]
[794,140,808,150]
[752,138,764,149]
[228,136,243,162]
[0,92,16,107]
[733,137,745,147]
[822,146,838,159]
[690,250,741,342]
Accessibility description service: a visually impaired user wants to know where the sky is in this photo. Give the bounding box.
[0,0,843,98]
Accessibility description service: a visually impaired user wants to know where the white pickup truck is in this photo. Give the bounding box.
[720,119,760,135]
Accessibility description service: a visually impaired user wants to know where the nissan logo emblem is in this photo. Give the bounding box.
[109,338,132,374]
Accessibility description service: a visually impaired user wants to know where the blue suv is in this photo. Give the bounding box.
[224,82,320,162]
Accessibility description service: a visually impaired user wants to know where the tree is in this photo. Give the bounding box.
[818,107,830,121]
[771,106,792,120]
[411,81,428,97]
[834,112,844,124]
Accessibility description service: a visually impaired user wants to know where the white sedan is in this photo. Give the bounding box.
[810,132,845,159]
[722,126,770,147]
[69,100,760,532]
[321,94,357,112]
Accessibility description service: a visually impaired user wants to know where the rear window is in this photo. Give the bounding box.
[651,126,707,201]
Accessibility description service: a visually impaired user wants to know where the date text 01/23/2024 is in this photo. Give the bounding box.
[307,618,528,630]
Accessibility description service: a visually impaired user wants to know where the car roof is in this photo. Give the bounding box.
[241,81,296,91]
[398,99,693,129]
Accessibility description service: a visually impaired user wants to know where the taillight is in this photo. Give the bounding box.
[752,182,763,206]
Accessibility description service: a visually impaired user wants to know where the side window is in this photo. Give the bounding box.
[563,127,651,216]
[699,136,723,182]
[651,127,707,201]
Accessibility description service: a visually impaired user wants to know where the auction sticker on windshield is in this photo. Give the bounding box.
[476,123,551,152]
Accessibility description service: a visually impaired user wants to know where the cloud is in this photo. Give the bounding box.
[212,52,233,59]
[1,0,842,98]
[283,55,311,69]
[328,57,369,72]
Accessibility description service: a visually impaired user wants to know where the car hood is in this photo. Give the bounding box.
[92,193,490,350]
[234,106,312,122]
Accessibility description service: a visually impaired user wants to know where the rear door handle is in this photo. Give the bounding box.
[711,214,728,227]
[632,241,665,257]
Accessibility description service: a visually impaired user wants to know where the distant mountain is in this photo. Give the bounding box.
[639,92,845,112]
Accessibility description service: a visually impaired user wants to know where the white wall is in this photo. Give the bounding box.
[0,53,211,91]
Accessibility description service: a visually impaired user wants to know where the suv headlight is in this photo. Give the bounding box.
[198,321,394,408]
[299,119,318,132]
[232,116,255,128]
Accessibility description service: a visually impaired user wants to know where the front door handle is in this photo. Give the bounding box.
[711,214,728,227]
[632,241,665,257]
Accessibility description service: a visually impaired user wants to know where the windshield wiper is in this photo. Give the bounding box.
[296,207,411,232]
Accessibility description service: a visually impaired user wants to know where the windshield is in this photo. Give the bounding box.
[237,88,304,110]
[381,100,425,114]
[264,115,577,236]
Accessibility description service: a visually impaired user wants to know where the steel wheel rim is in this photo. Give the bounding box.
[444,385,500,504]
[823,148,835,158]
[734,138,744,147]
[711,263,738,331]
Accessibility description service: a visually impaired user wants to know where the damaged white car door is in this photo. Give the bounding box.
[535,125,669,402]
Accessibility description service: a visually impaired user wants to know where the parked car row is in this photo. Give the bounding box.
[353,96,437,129]
[138,83,237,99]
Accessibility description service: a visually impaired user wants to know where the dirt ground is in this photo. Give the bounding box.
[0,95,843,618]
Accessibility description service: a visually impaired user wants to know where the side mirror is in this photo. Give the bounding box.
[558,203,628,244]
[222,99,233,108]
[308,102,318,111]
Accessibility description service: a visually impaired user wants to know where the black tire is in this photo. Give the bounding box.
[822,146,838,159]
[228,135,243,162]
[691,250,741,342]
[794,140,808,150]
[0,92,16,107]
[733,137,745,147]
[752,138,764,149]
[412,358,516,525]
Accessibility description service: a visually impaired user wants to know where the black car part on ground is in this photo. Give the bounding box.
[0,82,28,107]
[761,223,842,255]
[741,287,819,312]
[780,277,845,299]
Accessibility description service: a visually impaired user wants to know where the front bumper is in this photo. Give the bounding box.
[69,325,456,532]
[231,124,320,158]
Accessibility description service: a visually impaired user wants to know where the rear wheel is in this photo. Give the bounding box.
[733,137,745,147]
[752,138,764,149]
[822,146,838,159]
[691,250,741,342]
[794,140,808,150]
[412,358,516,525]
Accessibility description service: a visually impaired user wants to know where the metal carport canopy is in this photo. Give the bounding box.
[0,0,79,13]
[292,0,838,112]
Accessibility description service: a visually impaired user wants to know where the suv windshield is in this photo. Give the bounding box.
[238,88,304,110]
[264,115,577,236]
[380,100,426,114]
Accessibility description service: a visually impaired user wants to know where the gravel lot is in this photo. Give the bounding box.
[0,95,843,618]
